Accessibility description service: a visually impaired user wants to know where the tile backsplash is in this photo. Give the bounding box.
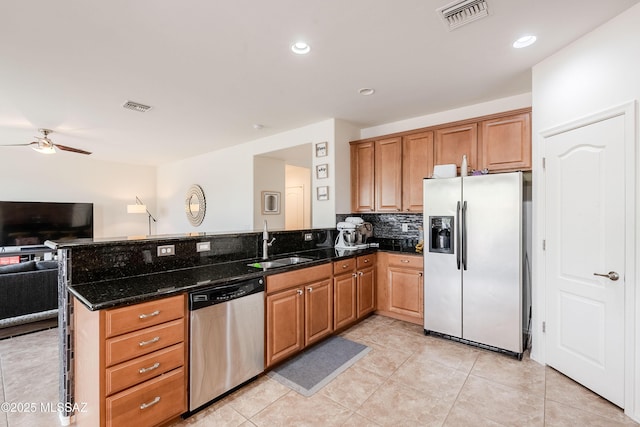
[336,213,423,240]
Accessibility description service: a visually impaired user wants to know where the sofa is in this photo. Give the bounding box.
[0,260,58,322]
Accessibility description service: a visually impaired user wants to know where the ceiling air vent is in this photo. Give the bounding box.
[437,0,489,31]
[122,100,153,113]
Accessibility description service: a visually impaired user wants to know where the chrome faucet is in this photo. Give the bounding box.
[262,220,275,260]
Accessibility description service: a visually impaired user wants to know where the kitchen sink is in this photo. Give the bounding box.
[247,256,314,269]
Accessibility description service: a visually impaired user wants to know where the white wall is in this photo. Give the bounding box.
[253,156,286,230]
[156,119,337,233]
[334,119,361,215]
[359,93,532,139]
[532,3,640,420]
[0,150,156,240]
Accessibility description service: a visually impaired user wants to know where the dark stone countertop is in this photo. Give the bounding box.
[69,246,404,311]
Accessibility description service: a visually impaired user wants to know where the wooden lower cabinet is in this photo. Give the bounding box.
[105,367,185,427]
[356,254,376,318]
[333,259,358,330]
[376,252,424,325]
[305,279,333,345]
[266,264,333,367]
[333,255,376,331]
[74,294,188,427]
[266,287,304,366]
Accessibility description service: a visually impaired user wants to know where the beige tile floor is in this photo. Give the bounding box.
[0,316,637,426]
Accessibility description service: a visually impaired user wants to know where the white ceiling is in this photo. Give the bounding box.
[1,0,638,166]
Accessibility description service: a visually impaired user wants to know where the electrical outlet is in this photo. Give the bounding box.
[196,241,211,252]
[304,233,313,241]
[157,244,175,257]
[402,223,409,232]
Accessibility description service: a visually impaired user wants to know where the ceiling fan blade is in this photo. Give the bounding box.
[0,143,33,147]
[54,144,92,155]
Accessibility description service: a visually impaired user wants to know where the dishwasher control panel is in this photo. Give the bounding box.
[189,277,264,310]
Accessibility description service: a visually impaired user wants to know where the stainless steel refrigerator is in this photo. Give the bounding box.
[423,172,523,356]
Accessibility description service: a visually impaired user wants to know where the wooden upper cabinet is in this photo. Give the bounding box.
[374,137,402,212]
[434,123,478,174]
[402,131,434,212]
[479,112,531,172]
[350,141,375,212]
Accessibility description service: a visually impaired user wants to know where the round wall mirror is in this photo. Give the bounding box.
[185,184,206,226]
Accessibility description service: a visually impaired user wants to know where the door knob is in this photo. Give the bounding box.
[593,271,620,281]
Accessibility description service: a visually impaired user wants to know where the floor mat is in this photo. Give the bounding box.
[268,335,370,397]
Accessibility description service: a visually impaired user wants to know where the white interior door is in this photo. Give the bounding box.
[544,113,626,407]
[285,186,304,230]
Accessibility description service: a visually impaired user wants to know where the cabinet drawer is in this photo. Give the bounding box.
[105,343,184,396]
[387,253,422,269]
[105,294,185,338]
[357,254,376,269]
[106,367,185,427]
[105,318,184,367]
[333,258,356,274]
[267,263,332,294]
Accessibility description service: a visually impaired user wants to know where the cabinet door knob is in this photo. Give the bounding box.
[352,273,358,278]
[297,289,303,295]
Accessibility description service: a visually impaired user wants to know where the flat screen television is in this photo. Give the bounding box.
[0,201,94,247]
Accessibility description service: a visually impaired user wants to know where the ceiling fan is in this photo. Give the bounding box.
[1,128,92,155]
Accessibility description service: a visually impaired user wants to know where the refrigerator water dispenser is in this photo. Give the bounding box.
[429,216,454,254]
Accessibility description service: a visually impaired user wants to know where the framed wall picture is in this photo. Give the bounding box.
[317,186,329,201]
[261,191,281,214]
[316,163,328,179]
[315,142,328,157]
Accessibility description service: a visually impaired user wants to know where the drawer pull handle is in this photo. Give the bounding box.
[363,259,369,263]
[342,264,349,269]
[139,336,160,347]
[139,362,160,374]
[140,396,161,410]
[139,310,160,319]
[401,259,410,263]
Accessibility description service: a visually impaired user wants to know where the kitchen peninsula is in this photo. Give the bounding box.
[51,227,422,426]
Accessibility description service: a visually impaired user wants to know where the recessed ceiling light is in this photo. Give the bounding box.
[253,124,264,130]
[358,88,375,96]
[513,35,537,49]
[291,41,311,55]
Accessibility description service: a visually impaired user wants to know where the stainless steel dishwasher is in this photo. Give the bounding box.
[188,277,265,412]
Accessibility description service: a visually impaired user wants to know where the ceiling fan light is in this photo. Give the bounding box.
[31,144,56,154]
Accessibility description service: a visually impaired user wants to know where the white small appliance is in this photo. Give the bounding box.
[335,221,357,249]
[335,217,370,250]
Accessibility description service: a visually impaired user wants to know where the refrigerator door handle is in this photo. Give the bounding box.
[456,201,461,270]
[462,201,467,270]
